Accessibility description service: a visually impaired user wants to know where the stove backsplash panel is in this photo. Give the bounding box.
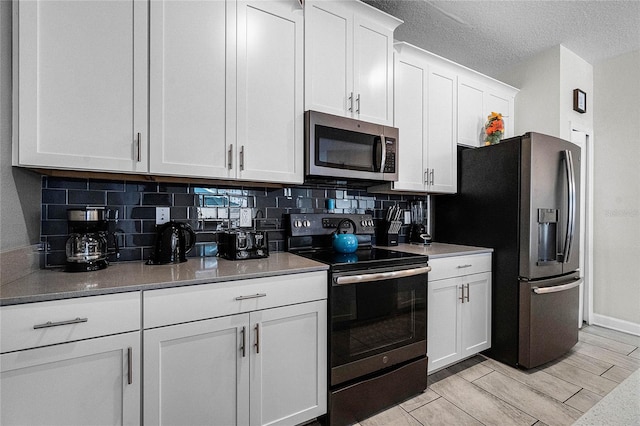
[41,176,427,267]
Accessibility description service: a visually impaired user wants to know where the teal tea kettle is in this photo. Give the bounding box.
[332,218,359,254]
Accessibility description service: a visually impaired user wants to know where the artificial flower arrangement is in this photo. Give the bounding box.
[484,112,504,145]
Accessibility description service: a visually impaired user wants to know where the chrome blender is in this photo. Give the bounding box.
[409,201,431,244]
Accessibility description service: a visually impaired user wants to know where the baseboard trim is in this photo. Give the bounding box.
[591,313,640,337]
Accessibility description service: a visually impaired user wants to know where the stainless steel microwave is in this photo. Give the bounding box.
[305,111,398,181]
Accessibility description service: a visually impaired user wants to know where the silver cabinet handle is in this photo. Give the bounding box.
[348,92,354,112]
[456,264,473,269]
[254,324,260,354]
[240,326,246,357]
[430,169,435,186]
[424,169,430,185]
[334,266,431,285]
[228,144,233,169]
[465,283,470,302]
[355,93,360,114]
[136,133,141,162]
[532,278,581,294]
[240,145,245,171]
[127,347,133,385]
[33,317,88,329]
[459,285,465,303]
[235,293,267,301]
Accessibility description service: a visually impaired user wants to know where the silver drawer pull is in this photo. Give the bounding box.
[456,264,473,269]
[33,317,88,329]
[235,293,267,301]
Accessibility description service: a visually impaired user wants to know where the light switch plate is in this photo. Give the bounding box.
[240,208,252,227]
[156,207,170,225]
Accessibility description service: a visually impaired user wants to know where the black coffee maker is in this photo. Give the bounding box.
[65,207,117,272]
[147,221,196,265]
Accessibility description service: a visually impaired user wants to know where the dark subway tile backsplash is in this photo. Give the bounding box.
[40,176,427,267]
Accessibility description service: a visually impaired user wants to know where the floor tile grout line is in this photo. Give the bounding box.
[577,340,640,371]
[581,325,640,347]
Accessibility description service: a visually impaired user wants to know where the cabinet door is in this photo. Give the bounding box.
[485,90,515,139]
[304,0,353,118]
[14,0,148,173]
[461,272,492,357]
[353,14,394,125]
[236,0,304,184]
[149,0,231,178]
[392,51,427,192]
[1,332,140,425]
[249,300,327,426]
[144,314,250,426]
[427,66,457,193]
[457,77,485,147]
[427,277,462,373]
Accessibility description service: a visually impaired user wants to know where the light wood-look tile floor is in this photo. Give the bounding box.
[357,325,640,426]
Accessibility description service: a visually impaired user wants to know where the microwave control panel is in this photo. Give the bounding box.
[383,138,396,173]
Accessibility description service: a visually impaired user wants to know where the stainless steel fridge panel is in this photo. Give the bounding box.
[519,133,581,279]
[518,273,581,368]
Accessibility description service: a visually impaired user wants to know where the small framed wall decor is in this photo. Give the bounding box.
[573,89,586,113]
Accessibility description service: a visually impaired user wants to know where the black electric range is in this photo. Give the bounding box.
[286,213,430,426]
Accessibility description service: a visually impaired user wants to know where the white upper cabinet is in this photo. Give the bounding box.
[457,75,518,147]
[305,0,402,126]
[235,0,304,184]
[149,0,304,184]
[13,0,149,173]
[369,43,457,194]
[149,0,230,179]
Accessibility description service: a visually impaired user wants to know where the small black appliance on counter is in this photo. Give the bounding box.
[65,207,118,272]
[147,221,196,265]
[218,230,269,260]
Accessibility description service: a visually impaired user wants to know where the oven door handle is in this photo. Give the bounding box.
[333,266,431,285]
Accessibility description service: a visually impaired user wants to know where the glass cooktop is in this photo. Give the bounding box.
[294,247,428,272]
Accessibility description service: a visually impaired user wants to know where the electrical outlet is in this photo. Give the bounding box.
[156,207,170,225]
[240,208,252,227]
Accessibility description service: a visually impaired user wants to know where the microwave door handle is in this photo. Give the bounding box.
[562,150,576,263]
[377,134,386,173]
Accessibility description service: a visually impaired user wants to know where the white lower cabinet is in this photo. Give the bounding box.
[0,293,142,425]
[428,254,492,373]
[143,272,328,426]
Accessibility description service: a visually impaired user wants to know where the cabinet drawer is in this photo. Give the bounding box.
[429,253,491,281]
[0,292,141,353]
[143,271,328,329]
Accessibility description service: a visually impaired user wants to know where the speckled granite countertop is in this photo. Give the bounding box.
[378,242,493,258]
[0,252,328,306]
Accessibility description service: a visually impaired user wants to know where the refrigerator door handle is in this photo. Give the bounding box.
[562,149,576,263]
[532,277,581,294]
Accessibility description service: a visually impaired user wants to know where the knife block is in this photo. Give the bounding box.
[376,220,401,246]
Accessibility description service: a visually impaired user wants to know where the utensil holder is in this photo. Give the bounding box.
[376,220,401,246]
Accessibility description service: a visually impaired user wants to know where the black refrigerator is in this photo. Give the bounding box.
[435,132,582,368]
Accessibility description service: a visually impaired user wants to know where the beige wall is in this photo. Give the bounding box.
[592,50,640,327]
[0,1,42,253]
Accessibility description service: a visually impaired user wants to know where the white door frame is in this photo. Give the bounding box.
[570,125,594,326]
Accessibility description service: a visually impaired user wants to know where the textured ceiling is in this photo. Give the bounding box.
[363,0,640,79]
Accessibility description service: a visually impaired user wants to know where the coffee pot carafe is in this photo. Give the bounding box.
[65,207,118,272]
[147,221,196,265]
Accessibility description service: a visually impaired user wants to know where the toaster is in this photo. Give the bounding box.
[218,230,269,260]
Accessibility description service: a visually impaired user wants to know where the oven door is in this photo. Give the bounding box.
[330,264,429,386]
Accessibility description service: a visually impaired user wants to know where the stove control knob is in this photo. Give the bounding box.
[294,220,302,228]
[304,220,311,227]
[361,220,366,227]
[370,219,375,227]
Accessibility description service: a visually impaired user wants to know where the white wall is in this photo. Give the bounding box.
[499,46,562,137]
[0,1,42,252]
[592,50,640,329]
